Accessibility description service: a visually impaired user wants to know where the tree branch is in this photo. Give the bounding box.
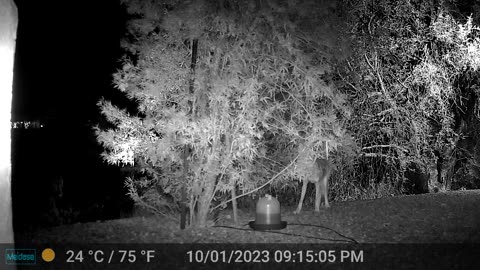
[211,152,301,211]
[362,144,408,152]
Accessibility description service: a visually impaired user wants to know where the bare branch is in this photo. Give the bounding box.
[362,145,408,152]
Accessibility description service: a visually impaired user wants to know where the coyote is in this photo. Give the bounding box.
[294,158,333,214]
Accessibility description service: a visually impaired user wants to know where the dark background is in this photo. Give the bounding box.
[11,0,133,230]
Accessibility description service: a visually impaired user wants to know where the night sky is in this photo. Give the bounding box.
[11,0,131,228]
[13,0,125,123]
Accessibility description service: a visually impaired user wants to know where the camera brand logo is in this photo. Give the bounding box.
[5,249,36,265]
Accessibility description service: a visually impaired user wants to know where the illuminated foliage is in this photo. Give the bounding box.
[96,0,350,226]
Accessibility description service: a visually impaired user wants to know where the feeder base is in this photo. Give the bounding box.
[249,221,287,230]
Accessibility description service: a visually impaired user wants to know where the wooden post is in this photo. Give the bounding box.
[0,0,17,249]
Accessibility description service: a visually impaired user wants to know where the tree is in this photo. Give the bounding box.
[96,0,350,227]
[417,12,480,189]
[337,0,480,194]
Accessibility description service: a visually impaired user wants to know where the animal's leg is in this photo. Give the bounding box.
[294,179,308,214]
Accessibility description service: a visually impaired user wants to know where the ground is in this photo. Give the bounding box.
[16,190,480,243]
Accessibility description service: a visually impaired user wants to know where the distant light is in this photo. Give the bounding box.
[10,121,45,129]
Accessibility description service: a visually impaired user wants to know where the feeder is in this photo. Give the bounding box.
[249,194,287,230]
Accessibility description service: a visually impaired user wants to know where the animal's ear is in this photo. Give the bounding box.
[331,162,337,170]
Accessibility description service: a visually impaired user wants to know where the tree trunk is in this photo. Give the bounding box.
[0,0,17,251]
[195,173,217,227]
[436,132,462,190]
[441,157,456,190]
[231,185,238,225]
[225,133,238,224]
[180,145,189,229]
